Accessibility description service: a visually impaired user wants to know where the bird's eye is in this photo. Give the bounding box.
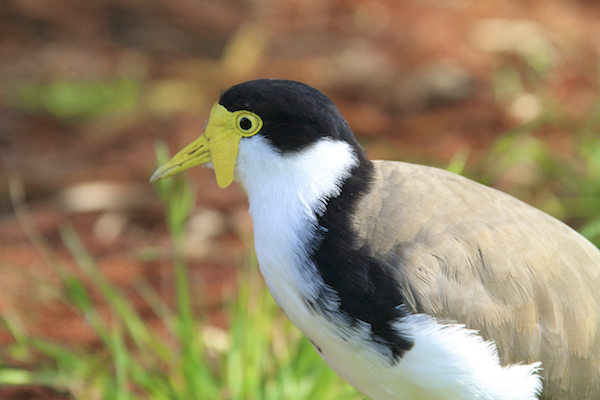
[235,111,263,137]
[239,117,252,131]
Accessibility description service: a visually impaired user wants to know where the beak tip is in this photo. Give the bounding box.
[149,167,168,183]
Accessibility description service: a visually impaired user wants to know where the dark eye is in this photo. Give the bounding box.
[239,117,252,130]
[235,112,262,136]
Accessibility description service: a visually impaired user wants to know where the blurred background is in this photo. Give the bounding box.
[0,0,599,399]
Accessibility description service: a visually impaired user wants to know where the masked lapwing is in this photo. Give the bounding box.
[150,79,600,400]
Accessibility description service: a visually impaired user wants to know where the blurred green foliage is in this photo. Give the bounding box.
[14,78,139,120]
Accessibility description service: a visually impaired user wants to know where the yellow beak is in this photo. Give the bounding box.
[149,103,245,188]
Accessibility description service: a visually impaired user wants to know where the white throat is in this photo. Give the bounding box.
[236,136,358,215]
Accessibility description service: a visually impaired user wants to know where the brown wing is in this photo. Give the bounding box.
[351,160,600,399]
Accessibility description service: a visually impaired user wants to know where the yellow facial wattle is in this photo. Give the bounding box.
[149,102,263,188]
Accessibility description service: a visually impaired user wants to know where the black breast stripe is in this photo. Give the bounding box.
[306,156,414,363]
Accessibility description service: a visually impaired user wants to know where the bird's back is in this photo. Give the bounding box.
[350,160,600,399]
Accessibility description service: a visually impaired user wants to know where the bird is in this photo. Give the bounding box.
[150,79,600,400]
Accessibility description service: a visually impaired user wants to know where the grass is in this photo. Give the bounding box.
[0,143,364,400]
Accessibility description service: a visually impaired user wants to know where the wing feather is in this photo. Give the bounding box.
[351,160,600,399]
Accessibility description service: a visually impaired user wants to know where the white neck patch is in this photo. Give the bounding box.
[235,136,358,216]
[234,135,357,309]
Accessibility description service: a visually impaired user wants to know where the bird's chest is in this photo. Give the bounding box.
[252,227,461,400]
[250,212,542,400]
[250,210,405,398]
[252,220,370,388]
[251,209,328,334]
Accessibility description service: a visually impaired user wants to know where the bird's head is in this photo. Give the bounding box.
[150,79,367,188]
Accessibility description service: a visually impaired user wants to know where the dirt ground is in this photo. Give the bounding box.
[0,0,599,398]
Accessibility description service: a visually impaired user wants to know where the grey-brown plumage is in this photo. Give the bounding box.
[351,160,600,399]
